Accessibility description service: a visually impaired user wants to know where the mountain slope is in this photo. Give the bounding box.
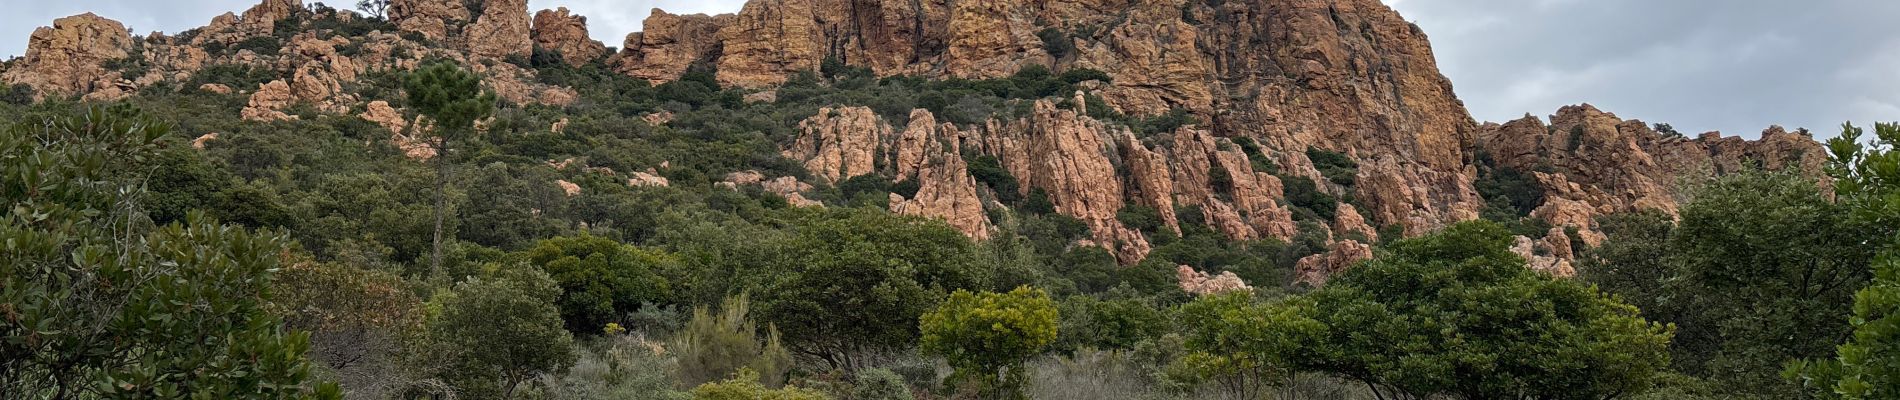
[0,0,1822,277]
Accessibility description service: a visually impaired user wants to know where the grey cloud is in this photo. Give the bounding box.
[1386,0,1900,138]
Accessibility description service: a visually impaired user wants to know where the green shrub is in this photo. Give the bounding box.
[691,369,831,400]
[852,368,914,400]
[672,295,794,388]
[1306,147,1358,187]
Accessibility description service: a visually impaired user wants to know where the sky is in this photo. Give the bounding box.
[4,0,1897,138]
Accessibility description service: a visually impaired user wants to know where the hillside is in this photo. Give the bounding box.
[2,0,1884,399]
[0,0,1824,272]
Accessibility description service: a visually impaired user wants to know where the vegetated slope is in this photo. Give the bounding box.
[0,0,1821,282]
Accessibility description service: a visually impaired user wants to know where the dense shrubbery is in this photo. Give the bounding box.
[7,40,1887,399]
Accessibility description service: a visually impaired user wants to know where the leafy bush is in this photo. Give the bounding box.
[921,287,1060,399]
[523,234,676,333]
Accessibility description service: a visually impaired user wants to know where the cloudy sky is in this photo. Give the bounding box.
[5,0,1896,138]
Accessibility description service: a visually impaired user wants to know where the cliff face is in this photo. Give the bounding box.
[2,0,1827,273]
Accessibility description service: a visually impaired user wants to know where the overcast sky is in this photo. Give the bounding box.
[5,0,1896,138]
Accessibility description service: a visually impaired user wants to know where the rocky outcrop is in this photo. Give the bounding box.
[192,133,220,149]
[1,13,133,99]
[720,171,823,207]
[241,80,298,122]
[1333,203,1378,243]
[465,0,532,58]
[982,100,1151,262]
[629,171,671,187]
[1118,133,1180,234]
[1178,265,1252,295]
[714,0,825,87]
[531,7,606,65]
[890,110,993,239]
[389,0,470,42]
[1168,128,1298,241]
[942,0,1046,79]
[1478,104,1826,244]
[1294,240,1374,286]
[613,10,731,83]
[1512,233,1576,277]
[360,100,437,160]
[557,180,581,196]
[786,106,890,184]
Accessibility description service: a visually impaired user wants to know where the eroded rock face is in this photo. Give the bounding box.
[1,13,133,98]
[531,7,606,65]
[715,0,825,87]
[389,0,470,42]
[786,106,890,184]
[984,100,1152,262]
[465,0,533,58]
[942,0,1046,79]
[890,110,993,240]
[613,10,732,83]
[1478,104,1826,244]
[1294,240,1374,287]
[241,80,298,122]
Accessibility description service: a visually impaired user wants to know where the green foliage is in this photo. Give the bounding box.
[523,234,676,333]
[235,35,284,56]
[1116,204,1165,234]
[852,368,915,400]
[1280,174,1339,221]
[1232,137,1279,174]
[920,286,1060,399]
[423,265,577,399]
[536,335,691,400]
[1055,294,1170,352]
[672,295,794,389]
[1653,122,1684,138]
[0,106,338,399]
[1306,221,1675,399]
[405,62,499,140]
[1305,147,1358,187]
[1788,122,1900,399]
[1640,172,1880,396]
[1,83,33,105]
[1172,293,1326,399]
[965,154,1022,204]
[1038,29,1076,60]
[1578,210,1677,324]
[1476,164,1545,217]
[750,208,990,370]
[690,369,832,400]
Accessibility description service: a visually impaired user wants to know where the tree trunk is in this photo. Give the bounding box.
[430,140,449,281]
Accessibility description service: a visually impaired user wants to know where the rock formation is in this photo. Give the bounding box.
[1478,104,1826,244]
[1294,240,1374,287]
[612,10,731,83]
[464,0,533,58]
[389,0,470,42]
[1,13,133,99]
[713,0,827,87]
[1178,265,1253,295]
[531,7,606,65]
[786,106,890,184]
[241,80,298,122]
[890,110,993,239]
